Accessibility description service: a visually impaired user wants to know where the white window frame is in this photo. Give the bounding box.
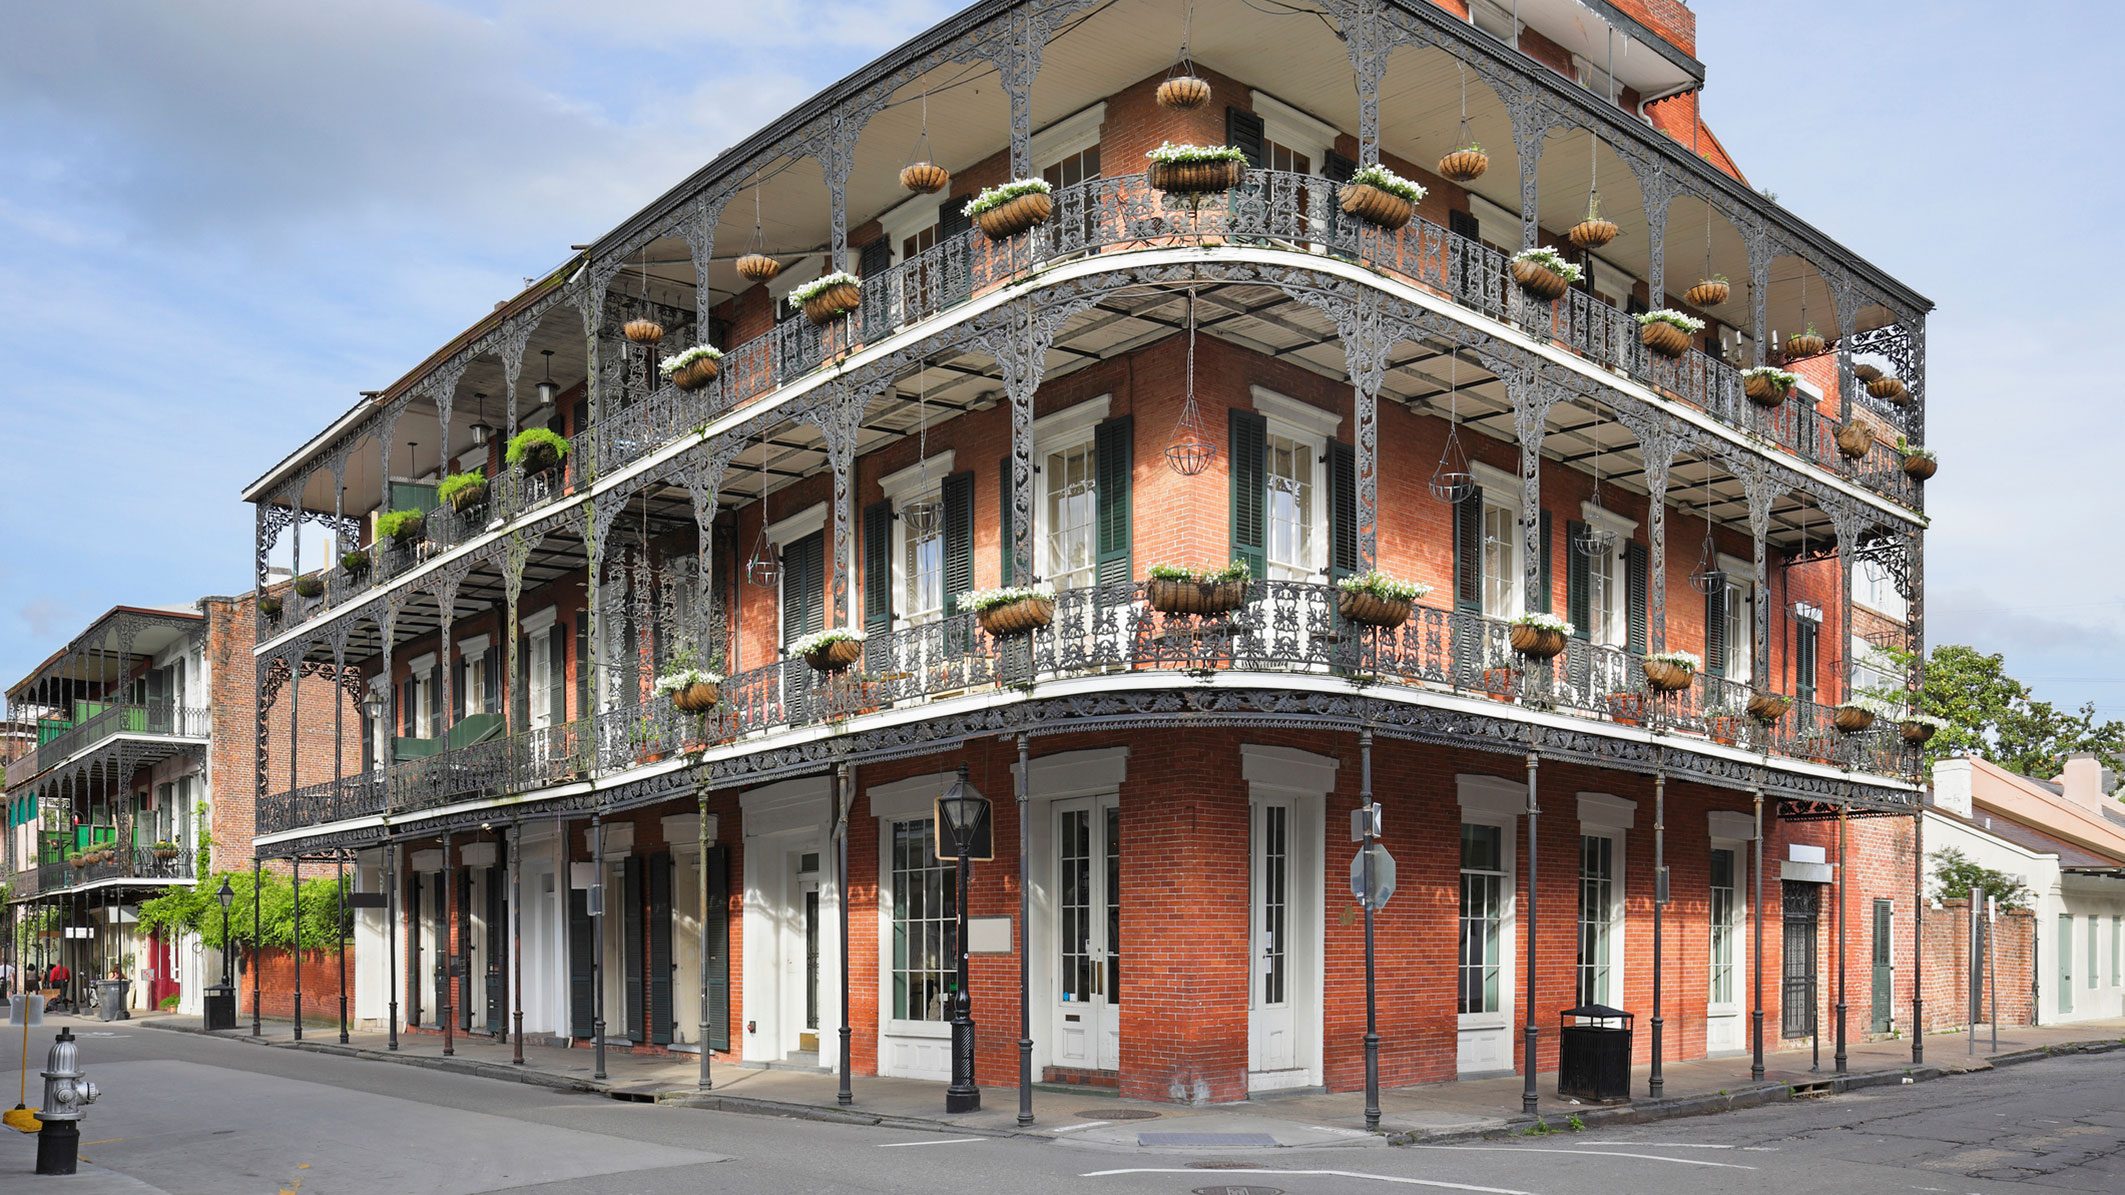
[871,771,972,1042]
[1468,193,1518,252]
[878,451,956,627]
[878,193,942,268]
[1852,634,1898,700]
[1580,501,1637,647]
[1249,91,1340,175]
[1469,0,1518,41]
[1252,388,1339,582]
[524,606,558,733]
[459,633,492,716]
[1470,460,1523,620]
[407,651,437,738]
[1030,102,1105,177]
[1586,254,1639,309]
[1032,396,1110,590]
[1456,776,1521,1035]
[1707,809,1756,1024]
[1718,551,1755,685]
[1576,793,1634,1009]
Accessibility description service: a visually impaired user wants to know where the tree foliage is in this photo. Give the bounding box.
[1870,644,2125,780]
[1930,847,2033,911]
[137,869,347,953]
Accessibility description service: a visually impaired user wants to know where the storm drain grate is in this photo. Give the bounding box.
[1083,1107,1161,1120]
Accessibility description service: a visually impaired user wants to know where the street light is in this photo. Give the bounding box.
[216,878,235,988]
[933,766,991,1115]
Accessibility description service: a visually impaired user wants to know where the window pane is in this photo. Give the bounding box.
[1045,442,1098,590]
[891,818,956,1023]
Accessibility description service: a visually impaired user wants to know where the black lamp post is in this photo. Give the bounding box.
[935,766,990,1115]
[216,878,235,988]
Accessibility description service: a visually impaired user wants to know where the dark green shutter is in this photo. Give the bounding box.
[1323,150,1357,182]
[452,658,466,725]
[1094,417,1132,586]
[567,883,593,1038]
[622,855,644,1040]
[940,472,974,616]
[1624,541,1649,656]
[1327,440,1357,581]
[1226,106,1266,168]
[573,612,590,723]
[784,533,826,641]
[648,853,673,1045]
[550,628,567,727]
[1229,408,1268,581]
[862,500,892,635]
[1705,579,1727,677]
[486,865,507,1033]
[1794,618,1819,704]
[1452,487,1484,614]
[857,238,890,278]
[1532,509,1553,614]
[1565,521,1590,640]
[998,456,1014,585]
[706,844,731,1051]
[458,866,473,1031]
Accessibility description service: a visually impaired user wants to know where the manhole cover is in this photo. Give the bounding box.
[1082,1107,1160,1119]
[1192,1187,1283,1195]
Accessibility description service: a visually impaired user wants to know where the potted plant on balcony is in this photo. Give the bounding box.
[1567,198,1617,250]
[654,644,723,713]
[1900,710,1948,745]
[1745,691,1792,725]
[961,585,1056,637]
[965,179,1055,240]
[1438,141,1488,183]
[69,852,90,870]
[1785,326,1826,358]
[1146,142,1248,194]
[507,427,570,475]
[1685,274,1731,308]
[341,548,372,577]
[1507,611,1572,659]
[1833,696,1885,734]
[1835,420,1876,460]
[152,840,180,861]
[1899,440,1937,480]
[1509,247,1581,302]
[789,271,863,325]
[1146,561,1251,616]
[1866,374,1908,403]
[1642,649,1701,693]
[375,507,426,546]
[1336,570,1428,629]
[437,469,488,515]
[793,627,866,673]
[258,593,283,618]
[1741,366,1799,408]
[1705,701,1747,746]
[1607,689,1646,725]
[1338,164,1426,231]
[1636,309,1704,359]
[293,573,325,599]
[657,344,723,392]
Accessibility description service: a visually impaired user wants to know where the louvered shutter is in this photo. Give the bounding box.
[1226,106,1266,168]
[648,853,674,1044]
[1323,150,1357,182]
[568,885,593,1037]
[574,612,590,720]
[862,500,893,635]
[452,657,466,725]
[940,472,974,615]
[858,238,890,278]
[858,238,892,340]
[1532,508,1553,613]
[1624,541,1649,656]
[1565,520,1591,639]
[1094,417,1132,586]
[998,455,1015,585]
[1452,487,1485,614]
[1229,408,1268,581]
[549,628,568,727]
[1327,440,1357,581]
[706,844,731,1051]
[1705,579,1727,677]
[784,534,826,641]
[622,855,644,1040]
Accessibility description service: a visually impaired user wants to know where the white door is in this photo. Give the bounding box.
[1050,797,1121,1072]
[795,868,823,1055]
[1249,797,1300,1083]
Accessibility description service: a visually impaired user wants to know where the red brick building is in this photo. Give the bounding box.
[241,0,1936,1108]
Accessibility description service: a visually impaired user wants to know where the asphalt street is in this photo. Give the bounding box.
[3,1022,2120,1194]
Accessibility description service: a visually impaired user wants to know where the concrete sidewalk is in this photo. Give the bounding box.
[136,1012,2125,1149]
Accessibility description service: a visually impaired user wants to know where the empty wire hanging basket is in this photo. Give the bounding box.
[1429,348,1475,504]
[1164,288,1217,476]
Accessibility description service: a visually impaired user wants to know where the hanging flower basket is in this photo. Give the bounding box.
[507,427,570,475]
[790,272,862,325]
[1901,716,1943,744]
[658,345,723,392]
[1853,364,1883,384]
[736,253,782,284]
[1785,330,1826,358]
[965,180,1055,240]
[258,593,283,617]
[1835,421,1876,460]
[1438,146,1489,183]
[439,470,487,514]
[1637,309,1704,359]
[1742,367,1798,408]
[1866,376,1908,403]
[1641,650,1701,693]
[1901,447,1937,481]
[376,508,425,545]
[1833,702,1878,734]
[1567,216,1618,250]
[1146,143,1248,194]
[1337,571,1429,629]
[793,629,866,673]
[1684,277,1731,307]
[964,587,1056,637]
[341,549,372,576]
[1156,75,1211,110]
[1146,563,1250,616]
[1337,165,1425,232]
[623,317,665,345]
[1746,692,1791,725]
[293,574,325,599]
[1507,613,1572,659]
[671,681,722,713]
[1607,690,1646,725]
[900,162,950,194]
[1509,248,1580,302]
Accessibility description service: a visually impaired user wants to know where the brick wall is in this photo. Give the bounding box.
[240,945,354,1024]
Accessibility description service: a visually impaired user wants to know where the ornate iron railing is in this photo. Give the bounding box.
[21,701,210,779]
[12,846,196,896]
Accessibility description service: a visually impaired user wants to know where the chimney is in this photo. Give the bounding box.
[2056,753,2106,809]
[1931,756,1973,817]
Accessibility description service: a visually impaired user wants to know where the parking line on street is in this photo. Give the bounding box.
[1080,1168,1534,1193]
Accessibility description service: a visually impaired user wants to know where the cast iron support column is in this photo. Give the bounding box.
[441,832,455,1057]
[512,823,525,1065]
[836,761,853,1106]
[1649,766,1666,1097]
[337,853,349,1044]
[1361,729,1381,1131]
[1522,748,1540,1116]
[1016,734,1034,1126]
[1835,805,1848,1075]
[251,857,262,1036]
[698,788,712,1091]
[387,838,400,1051]
[292,856,302,1040]
[1750,788,1765,1081]
[1911,805,1924,1064]
[591,813,606,1080]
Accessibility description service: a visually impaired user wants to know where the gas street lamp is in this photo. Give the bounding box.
[934,766,991,1114]
[216,877,235,988]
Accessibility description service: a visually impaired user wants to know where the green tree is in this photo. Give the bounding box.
[137,869,347,953]
[1930,847,2033,911]
[1872,644,2125,779]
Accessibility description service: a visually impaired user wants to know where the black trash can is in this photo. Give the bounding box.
[1557,1002,1633,1103]
[204,984,237,1031]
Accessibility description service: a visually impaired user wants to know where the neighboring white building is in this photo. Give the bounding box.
[1929,755,2125,1025]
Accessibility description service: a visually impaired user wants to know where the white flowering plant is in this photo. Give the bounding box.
[1510,611,1574,635]
[790,627,866,657]
[653,666,723,696]
[787,271,861,311]
[1636,308,1705,334]
[1146,141,1248,165]
[1511,247,1583,283]
[657,344,723,378]
[964,178,1053,218]
[1899,441,1936,461]
[1346,164,1426,204]
[1337,570,1430,602]
[1648,649,1703,671]
[1742,366,1798,388]
[1900,711,1950,730]
[1844,694,1903,718]
[957,584,1054,613]
[1149,560,1251,584]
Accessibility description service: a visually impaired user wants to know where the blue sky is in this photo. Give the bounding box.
[2,1,2118,726]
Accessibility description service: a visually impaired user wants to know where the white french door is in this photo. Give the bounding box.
[1050,796,1121,1072]
[1249,796,1304,1086]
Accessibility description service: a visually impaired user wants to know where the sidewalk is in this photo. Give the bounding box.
[138,1012,2125,1149]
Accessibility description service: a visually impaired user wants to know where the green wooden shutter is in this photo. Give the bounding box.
[622,855,644,1040]
[784,534,826,641]
[1323,150,1357,182]
[858,238,890,278]
[706,844,731,1051]
[1565,520,1590,640]
[1452,487,1484,614]
[567,884,593,1038]
[1327,440,1357,581]
[1094,417,1132,586]
[647,853,674,1045]
[1532,508,1553,614]
[862,500,893,635]
[1229,408,1268,580]
[458,867,473,1031]
[574,612,590,721]
[1705,579,1727,677]
[1624,541,1649,656]
[998,455,1014,586]
[549,628,567,727]
[940,472,974,615]
[1226,106,1266,168]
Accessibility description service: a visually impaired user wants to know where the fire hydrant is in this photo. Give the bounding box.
[35,1027,98,1176]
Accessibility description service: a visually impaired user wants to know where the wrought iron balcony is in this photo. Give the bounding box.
[10,846,195,898]
[5,701,210,791]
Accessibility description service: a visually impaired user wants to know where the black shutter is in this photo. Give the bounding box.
[574,612,590,722]
[622,855,644,1040]
[452,657,466,725]
[567,882,593,1038]
[1452,486,1485,614]
[940,471,974,616]
[857,237,890,279]
[432,873,448,1023]
[1229,408,1267,581]
[1323,150,1357,182]
[1705,578,1727,677]
[1327,440,1357,581]
[1448,208,1481,241]
[398,678,413,737]
[862,500,893,635]
[1565,520,1591,640]
[1795,618,1819,704]
[513,634,529,733]
[458,866,473,1031]
[407,872,423,1025]
[998,455,1015,586]
[486,865,507,1033]
[1624,541,1649,656]
[1226,106,1266,168]
[1094,417,1132,586]
[706,844,730,1051]
[647,853,674,1045]
[937,196,970,242]
[1532,509,1553,614]
[550,627,568,727]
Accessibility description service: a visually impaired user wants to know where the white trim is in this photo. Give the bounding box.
[1030,102,1105,170]
[1716,552,1753,581]
[741,775,833,837]
[1469,460,1520,498]
[1031,394,1111,442]
[460,842,498,868]
[579,822,635,857]
[1249,91,1340,167]
[1587,254,1638,306]
[867,770,973,822]
[1251,386,1343,439]
[408,652,437,677]
[1580,501,1637,540]
[1241,743,1340,795]
[411,849,443,872]
[766,502,827,548]
[459,633,491,662]
[521,605,558,636]
[878,191,942,265]
[1708,810,1758,841]
[1577,791,1637,830]
[661,812,705,847]
[1012,746,1129,800]
[877,450,956,506]
[1457,773,1524,819]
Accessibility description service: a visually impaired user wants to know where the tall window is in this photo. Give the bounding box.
[1459,823,1506,1015]
[1587,544,1619,646]
[2090,917,2100,990]
[1852,637,1899,699]
[2058,915,2074,1014]
[889,818,956,1023]
[1710,848,1738,1005]
[1578,834,1619,1006]
[1044,440,1098,590]
[1855,557,1907,621]
[1041,144,1101,190]
[903,497,945,625]
[1482,503,1518,618]
[1723,579,1754,684]
[1263,138,1311,175]
[1265,434,1315,580]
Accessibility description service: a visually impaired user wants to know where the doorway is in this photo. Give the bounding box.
[796,857,823,1056]
[1869,898,1893,1034]
[1781,882,1820,1039]
[1050,796,1120,1073]
[1247,792,1322,1090]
